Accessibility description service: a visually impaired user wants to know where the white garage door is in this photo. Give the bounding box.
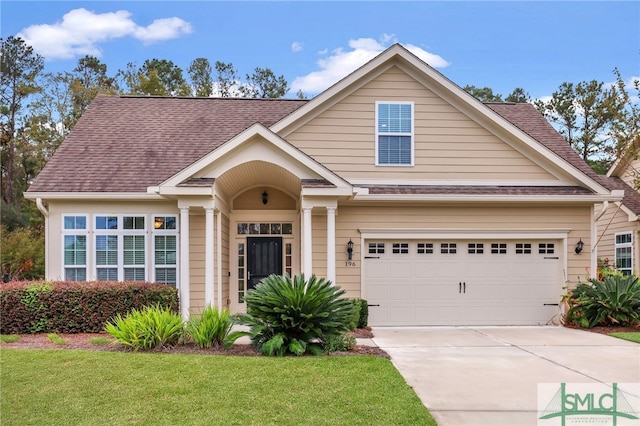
[364,239,564,326]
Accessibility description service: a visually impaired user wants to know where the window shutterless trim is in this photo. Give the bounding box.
[375,101,414,166]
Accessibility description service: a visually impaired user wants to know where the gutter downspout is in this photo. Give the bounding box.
[36,198,50,279]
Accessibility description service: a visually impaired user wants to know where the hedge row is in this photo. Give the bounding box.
[0,281,179,334]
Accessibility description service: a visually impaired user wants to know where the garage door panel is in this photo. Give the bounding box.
[366,239,564,326]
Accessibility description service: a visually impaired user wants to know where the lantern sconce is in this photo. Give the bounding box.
[262,191,268,205]
[347,239,354,260]
[575,239,584,254]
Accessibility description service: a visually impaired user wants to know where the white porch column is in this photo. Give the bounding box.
[303,206,313,277]
[216,210,223,310]
[204,207,215,308]
[326,206,336,284]
[179,207,190,321]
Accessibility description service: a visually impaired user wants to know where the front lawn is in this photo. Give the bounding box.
[0,349,435,425]
[609,332,640,344]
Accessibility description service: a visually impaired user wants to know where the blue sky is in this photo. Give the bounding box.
[2,1,639,99]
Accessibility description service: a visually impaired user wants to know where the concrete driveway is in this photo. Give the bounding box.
[372,326,640,426]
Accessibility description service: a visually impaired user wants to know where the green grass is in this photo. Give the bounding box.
[0,349,435,426]
[0,335,20,344]
[47,333,66,345]
[89,336,113,346]
[609,332,640,343]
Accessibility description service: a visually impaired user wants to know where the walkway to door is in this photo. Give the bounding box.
[372,326,640,426]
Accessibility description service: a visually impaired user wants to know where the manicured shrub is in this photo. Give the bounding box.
[347,299,361,331]
[322,332,356,352]
[566,275,640,328]
[0,280,178,334]
[356,298,369,328]
[186,305,234,349]
[232,274,354,356]
[105,304,184,351]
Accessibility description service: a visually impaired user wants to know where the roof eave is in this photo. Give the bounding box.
[24,192,166,201]
[351,194,623,203]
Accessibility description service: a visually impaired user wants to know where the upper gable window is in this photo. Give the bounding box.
[376,101,414,166]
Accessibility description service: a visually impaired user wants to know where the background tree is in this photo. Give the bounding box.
[505,87,531,103]
[1,36,44,208]
[535,80,625,173]
[118,59,190,96]
[242,67,288,98]
[188,58,213,97]
[69,55,118,121]
[611,69,640,187]
[214,61,241,97]
[462,85,503,102]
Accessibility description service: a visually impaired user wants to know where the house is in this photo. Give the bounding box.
[25,44,622,326]
[596,140,640,276]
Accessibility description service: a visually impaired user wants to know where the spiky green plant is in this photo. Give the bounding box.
[186,305,234,349]
[230,274,354,356]
[566,275,640,328]
[105,304,184,351]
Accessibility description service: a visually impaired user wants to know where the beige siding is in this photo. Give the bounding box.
[316,205,592,299]
[596,205,640,272]
[233,187,296,210]
[620,158,640,188]
[286,66,556,182]
[189,214,205,312]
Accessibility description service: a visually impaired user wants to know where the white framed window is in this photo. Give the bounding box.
[153,215,178,286]
[62,215,88,281]
[94,215,147,282]
[615,232,633,276]
[376,101,414,166]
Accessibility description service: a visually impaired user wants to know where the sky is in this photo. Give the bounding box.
[2,1,639,100]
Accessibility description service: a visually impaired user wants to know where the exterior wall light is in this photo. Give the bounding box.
[575,239,584,254]
[347,239,354,260]
[262,191,268,205]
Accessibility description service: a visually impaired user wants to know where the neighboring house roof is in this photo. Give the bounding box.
[28,95,307,193]
[598,175,640,216]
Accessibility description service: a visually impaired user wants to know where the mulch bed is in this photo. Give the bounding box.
[563,323,640,335]
[0,327,390,358]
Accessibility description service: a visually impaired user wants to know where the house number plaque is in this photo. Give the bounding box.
[345,261,357,267]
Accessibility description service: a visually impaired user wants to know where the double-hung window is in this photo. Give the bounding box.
[376,101,414,166]
[153,216,178,286]
[95,215,147,281]
[63,216,88,281]
[615,232,633,276]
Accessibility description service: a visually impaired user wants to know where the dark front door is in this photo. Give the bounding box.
[247,237,282,290]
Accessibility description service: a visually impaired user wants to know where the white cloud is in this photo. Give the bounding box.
[17,8,192,60]
[291,41,304,53]
[290,37,450,95]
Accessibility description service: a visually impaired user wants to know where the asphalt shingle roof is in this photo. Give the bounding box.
[28,97,603,196]
[28,95,307,193]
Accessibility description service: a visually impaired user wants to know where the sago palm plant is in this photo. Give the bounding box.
[230,274,354,356]
[566,275,640,328]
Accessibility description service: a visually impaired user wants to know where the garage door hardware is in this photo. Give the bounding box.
[459,282,466,293]
[544,256,559,259]
[543,303,559,306]
[364,256,380,259]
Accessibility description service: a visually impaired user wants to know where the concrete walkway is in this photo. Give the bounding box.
[372,326,640,426]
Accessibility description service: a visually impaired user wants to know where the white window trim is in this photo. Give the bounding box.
[152,215,179,286]
[62,214,89,281]
[375,101,414,167]
[93,214,148,282]
[615,231,633,275]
